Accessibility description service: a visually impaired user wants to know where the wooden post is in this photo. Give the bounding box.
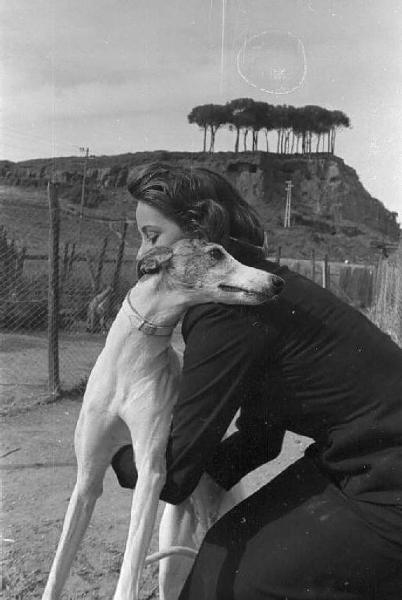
[0,227,7,300]
[107,222,127,320]
[61,242,70,286]
[47,182,61,398]
[67,242,76,277]
[311,249,316,283]
[17,246,27,280]
[276,246,282,265]
[10,239,19,295]
[326,255,330,290]
[77,147,89,244]
[323,254,329,289]
[84,250,97,290]
[94,234,109,295]
[4,237,14,295]
[13,245,26,295]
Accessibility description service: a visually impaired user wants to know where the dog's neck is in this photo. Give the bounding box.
[126,276,189,331]
[96,277,186,382]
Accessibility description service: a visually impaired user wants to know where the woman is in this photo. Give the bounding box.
[112,163,402,599]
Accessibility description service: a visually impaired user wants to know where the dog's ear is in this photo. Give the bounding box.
[137,246,174,278]
[186,199,230,246]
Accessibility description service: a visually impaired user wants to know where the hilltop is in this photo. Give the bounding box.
[0,151,399,262]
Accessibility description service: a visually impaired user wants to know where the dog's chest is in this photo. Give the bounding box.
[115,345,181,421]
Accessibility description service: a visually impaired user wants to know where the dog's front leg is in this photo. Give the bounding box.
[158,475,247,600]
[158,499,201,600]
[113,458,165,600]
[42,466,107,599]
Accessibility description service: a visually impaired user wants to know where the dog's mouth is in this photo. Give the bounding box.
[219,284,263,296]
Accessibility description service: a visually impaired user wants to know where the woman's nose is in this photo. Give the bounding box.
[136,244,146,262]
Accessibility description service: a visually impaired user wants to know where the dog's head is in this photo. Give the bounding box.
[137,239,284,305]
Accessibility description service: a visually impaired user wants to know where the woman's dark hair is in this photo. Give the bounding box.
[127,162,265,248]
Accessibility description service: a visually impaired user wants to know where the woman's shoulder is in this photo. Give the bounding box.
[182,303,240,335]
[181,299,282,349]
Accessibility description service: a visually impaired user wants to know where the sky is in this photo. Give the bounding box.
[1,0,401,220]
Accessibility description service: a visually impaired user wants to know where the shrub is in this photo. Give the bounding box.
[62,184,107,208]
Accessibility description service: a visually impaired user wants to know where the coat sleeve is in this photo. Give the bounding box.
[160,303,285,504]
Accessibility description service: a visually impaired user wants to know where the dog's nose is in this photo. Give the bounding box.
[272,276,285,294]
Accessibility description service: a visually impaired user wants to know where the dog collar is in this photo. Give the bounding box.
[122,293,174,337]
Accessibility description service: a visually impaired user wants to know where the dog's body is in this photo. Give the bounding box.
[42,239,283,600]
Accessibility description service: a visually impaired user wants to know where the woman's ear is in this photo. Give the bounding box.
[136,246,173,278]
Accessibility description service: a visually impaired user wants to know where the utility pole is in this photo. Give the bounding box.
[283,180,293,228]
[77,147,89,244]
[47,182,60,398]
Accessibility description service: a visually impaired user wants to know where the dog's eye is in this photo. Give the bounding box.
[208,247,224,261]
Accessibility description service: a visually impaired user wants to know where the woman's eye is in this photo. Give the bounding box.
[148,234,159,244]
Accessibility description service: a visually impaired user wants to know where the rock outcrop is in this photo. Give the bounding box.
[1,151,399,261]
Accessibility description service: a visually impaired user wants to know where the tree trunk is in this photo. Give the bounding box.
[234,128,240,153]
[244,129,248,152]
[316,133,321,153]
[209,126,215,152]
[264,129,269,152]
[331,129,336,154]
[203,127,207,152]
[285,131,290,153]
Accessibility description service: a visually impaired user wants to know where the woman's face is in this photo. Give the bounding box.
[135,202,186,260]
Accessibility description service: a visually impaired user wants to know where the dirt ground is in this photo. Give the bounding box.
[0,330,106,416]
[1,396,310,599]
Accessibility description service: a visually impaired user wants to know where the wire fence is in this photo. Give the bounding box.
[0,186,400,414]
[367,240,402,347]
[0,194,138,413]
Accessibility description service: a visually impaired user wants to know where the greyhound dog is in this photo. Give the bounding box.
[42,238,284,600]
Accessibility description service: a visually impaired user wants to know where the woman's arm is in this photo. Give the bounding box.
[160,303,285,504]
[204,425,285,491]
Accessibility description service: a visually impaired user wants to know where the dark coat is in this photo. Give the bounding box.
[161,239,402,520]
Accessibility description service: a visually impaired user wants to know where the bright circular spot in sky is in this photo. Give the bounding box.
[236,30,307,95]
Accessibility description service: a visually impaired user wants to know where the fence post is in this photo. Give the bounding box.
[322,254,330,290]
[47,182,61,398]
[94,234,109,295]
[61,242,70,287]
[311,249,316,282]
[67,242,76,278]
[276,246,282,265]
[17,246,27,281]
[107,222,127,320]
